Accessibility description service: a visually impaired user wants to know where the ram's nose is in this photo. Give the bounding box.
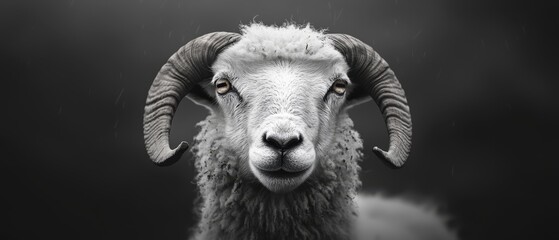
[263,132,303,152]
[251,131,312,173]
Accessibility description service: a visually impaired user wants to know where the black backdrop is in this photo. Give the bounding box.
[2,0,557,239]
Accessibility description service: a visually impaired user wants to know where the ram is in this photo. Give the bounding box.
[143,23,456,240]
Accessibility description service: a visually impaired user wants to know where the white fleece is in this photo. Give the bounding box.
[355,195,458,240]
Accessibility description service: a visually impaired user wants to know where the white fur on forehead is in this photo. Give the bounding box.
[220,23,343,61]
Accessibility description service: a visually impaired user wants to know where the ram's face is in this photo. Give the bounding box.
[209,39,350,192]
[144,26,412,189]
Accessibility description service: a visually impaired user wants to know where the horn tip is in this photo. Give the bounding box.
[373,146,405,168]
[152,141,189,167]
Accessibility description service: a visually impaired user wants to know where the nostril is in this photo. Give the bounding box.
[283,134,303,150]
[263,133,303,151]
[263,134,282,149]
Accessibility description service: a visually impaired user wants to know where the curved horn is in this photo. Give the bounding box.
[143,32,240,166]
[328,34,412,168]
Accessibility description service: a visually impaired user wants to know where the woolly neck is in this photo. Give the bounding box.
[190,113,364,240]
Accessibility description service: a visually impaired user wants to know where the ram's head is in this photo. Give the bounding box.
[143,24,412,193]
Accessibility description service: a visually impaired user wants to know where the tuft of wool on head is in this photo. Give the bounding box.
[219,23,342,61]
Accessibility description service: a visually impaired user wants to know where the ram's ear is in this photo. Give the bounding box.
[343,83,372,109]
[186,79,218,111]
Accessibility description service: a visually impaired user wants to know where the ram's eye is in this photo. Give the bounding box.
[215,79,231,95]
[332,79,348,95]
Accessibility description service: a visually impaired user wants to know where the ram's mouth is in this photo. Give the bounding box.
[251,164,314,193]
[258,168,309,179]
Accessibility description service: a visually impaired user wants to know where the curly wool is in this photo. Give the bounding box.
[190,113,363,240]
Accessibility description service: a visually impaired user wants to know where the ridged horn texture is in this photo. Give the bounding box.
[328,34,412,168]
[143,32,240,166]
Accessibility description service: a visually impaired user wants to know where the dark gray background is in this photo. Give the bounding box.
[2,0,557,239]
